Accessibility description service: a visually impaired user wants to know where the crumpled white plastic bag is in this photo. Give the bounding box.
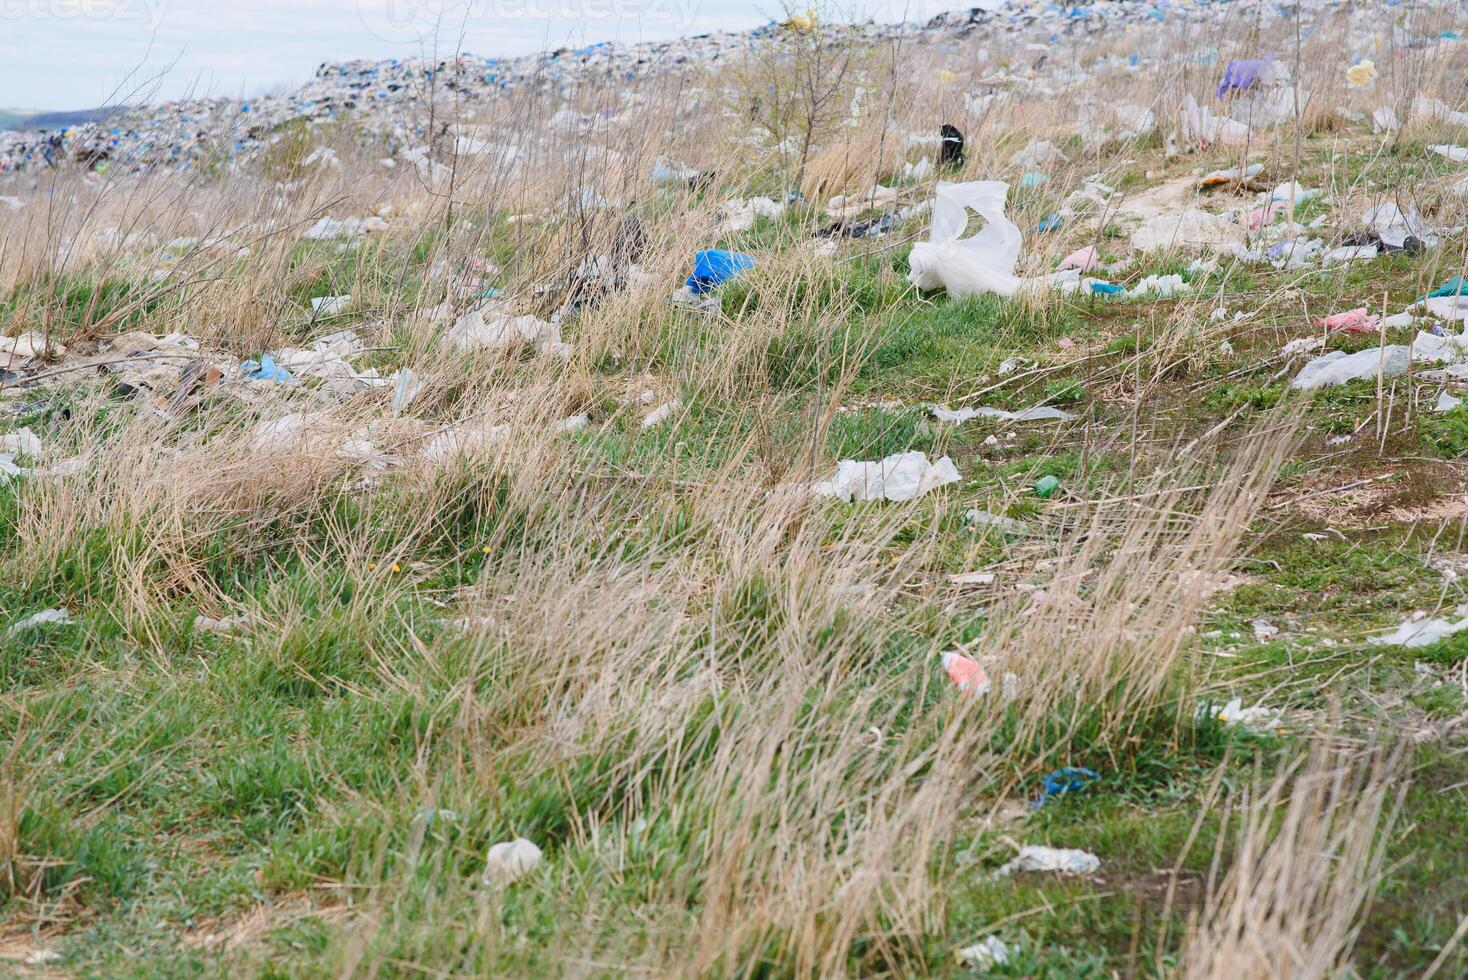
[1291,345,1410,390]
[997,845,1101,876]
[1129,209,1244,253]
[1374,606,1468,648]
[907,181,1024,298]
[931,405,1074,424]
[482,837,543,885]
[813,451,960,503]
[443,307,569,358]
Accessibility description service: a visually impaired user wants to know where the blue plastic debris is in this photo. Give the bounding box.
[1425,277,1468,300]
[1217,58,1267,98]
[1035,213,1063,232]
[1032,767,1100,808]
[1089,280,1125,296]
[686,250,755,295]
[241,353,296,383]
[1019,171,1049,188]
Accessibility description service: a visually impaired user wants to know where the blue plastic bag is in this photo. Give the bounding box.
[1033,767,1100,808]
[1425,276,1468,299]
[1217,59,1266,98]
[241,353,296,383]
[686,249,755,295]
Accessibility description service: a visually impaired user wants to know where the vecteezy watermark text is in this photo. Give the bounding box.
[0,0,168,31]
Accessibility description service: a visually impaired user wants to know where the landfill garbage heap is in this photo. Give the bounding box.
[0,0,1352,175]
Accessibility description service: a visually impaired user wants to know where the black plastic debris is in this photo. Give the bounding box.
[1340,231,1427,256]
[816,213,898,240]
[940,124,965,169]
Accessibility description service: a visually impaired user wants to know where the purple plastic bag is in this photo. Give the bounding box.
[1217,59,1266,98]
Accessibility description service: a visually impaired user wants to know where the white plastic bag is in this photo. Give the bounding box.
[1374,606,1468,648]
[997,845,1101,876]
[1291,346,1410,390]
[482,837,543,885]
[813,451,960,503]
[907,181,1024,299]
[931,405,1074,424]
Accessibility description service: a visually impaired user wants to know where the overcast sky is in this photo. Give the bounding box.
[0,0,964,110]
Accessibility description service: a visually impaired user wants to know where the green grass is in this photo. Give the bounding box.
[7,52,1468,978]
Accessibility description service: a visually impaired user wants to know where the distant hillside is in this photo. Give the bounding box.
[0,106,125,132]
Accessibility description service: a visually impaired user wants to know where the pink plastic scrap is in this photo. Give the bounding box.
[1058,245,1099,272]
[1248,201,1284,230]
[1313,307,1380,333]
[941,651,990,695]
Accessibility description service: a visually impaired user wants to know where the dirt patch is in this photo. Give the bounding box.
[182,894,350,953]
[1284,465,1468,527]
[0,928,68,976]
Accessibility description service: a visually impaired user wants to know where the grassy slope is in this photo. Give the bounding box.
[3,124,1468,980]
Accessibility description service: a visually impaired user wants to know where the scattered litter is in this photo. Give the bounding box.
[1374,606,1468,648]
[1211,697,1285,731]
[310,294,352,316]
[940,123,965,169]
[900,157,934,180]
[1345,59,1377,87]
[390,368,420,416]
[997,845,1101,876]
[194,613,257,635]
[964,510,1029,534]
[1216,58,1271,98]
[443,307,568,357]
[1058,245,1099,272]
[686,249,754,294]
[948,571,996,586]
[1131,273,1188,297]
[931,404,1075,424]
[1200,162,1262,188]
[1424,277,1468,300]
[1372,105,1401,132]
[1033,767,1100,808]
[1414,94,1468,127]
[482,837,543,885]
[1422,296,1468,321]
[1009,138,1067,169]
[642,400,681,427]
[6,608,72,637]
[814,451,960,503]
[941,650,990,694]
[1322,245,1378,264]
[1291,345,1410,390]
[955,937,1010,971]
[1130,209,1245,252]
[1314,307,1379,333]
[1033,475,1060,498]
[1,331,64,360]
[242,352,296,383]
[303,216,388,240]
[1251,618,1279,640]
[715,196,784,235]
[421,420,510,462]
[1362,201,1437,251]
[0,427,42,457]
[908,180,1025,298]
[1435,391,1463,413]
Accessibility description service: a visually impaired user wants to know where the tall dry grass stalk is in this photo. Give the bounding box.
[1181,732,1406,979]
